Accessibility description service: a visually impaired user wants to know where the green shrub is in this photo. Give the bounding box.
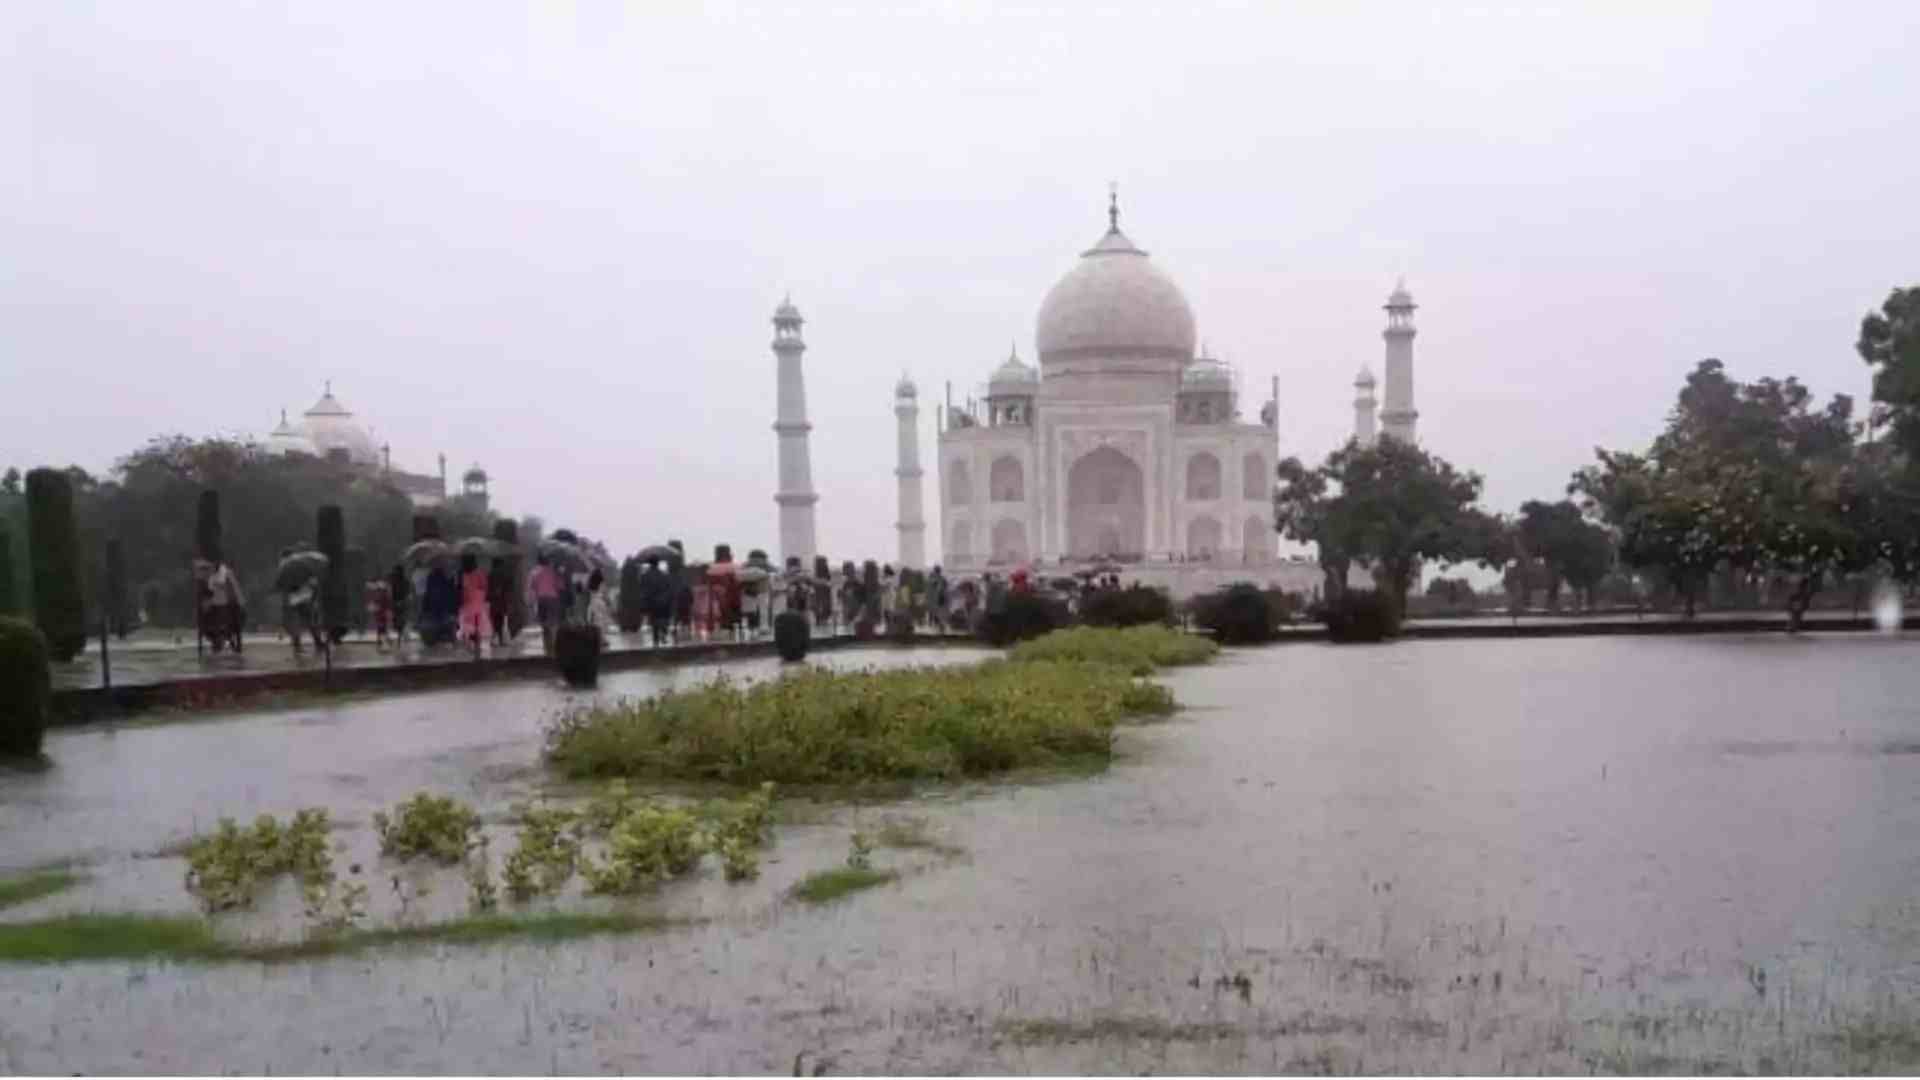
[1008,625,1216,675]
[581,804,705,895]
[1077,584,1174,628]
[0,617,50,759]
[104,539,129,638]
[184,808,332,912]
[555,624,601,687]
[1316,589,1401,643]
[502,804,582,900]
[1190,582,1284,644]
[774,610,810,661]
[24,469,85,662]
[545,660,1169,786]
[373,793,481,863]
[977,591,1068,646]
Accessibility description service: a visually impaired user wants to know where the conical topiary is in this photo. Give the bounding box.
[0,616,51,758]
[317,505,348,643]
[195,490,222,564]
[492,518,526,635]
[0,526,17,616]
[25,468,86,662]
[105,538,129,638]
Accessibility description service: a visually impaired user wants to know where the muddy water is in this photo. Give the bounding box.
[5,635,1920,1073]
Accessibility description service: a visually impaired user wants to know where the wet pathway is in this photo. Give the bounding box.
[5,633,1920,1073]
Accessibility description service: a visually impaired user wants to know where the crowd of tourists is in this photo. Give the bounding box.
[190,535,1136,661]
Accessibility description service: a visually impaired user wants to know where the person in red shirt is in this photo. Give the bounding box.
[527,555,563,655]
[458,553,491,654]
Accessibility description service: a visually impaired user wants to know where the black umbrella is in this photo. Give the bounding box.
[454,536,509,559]
[538,538,592,574]
[274,550,329,591]
[403,539,453,567]
[636,544,676,562]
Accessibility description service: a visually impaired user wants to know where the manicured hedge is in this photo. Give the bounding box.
[25,469,85,662]
[1077,584,1174,628]
[0,616,51,759]
[1316,589,1400,643]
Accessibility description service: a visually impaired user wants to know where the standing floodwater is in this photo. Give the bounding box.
[2,634,1918,1073]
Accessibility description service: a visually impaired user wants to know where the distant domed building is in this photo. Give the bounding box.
[261,383,484,511]
[922,192,1421,599]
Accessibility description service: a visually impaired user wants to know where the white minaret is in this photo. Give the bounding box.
[1379,280,1418,443]
[771,295,819,564]
[1353,365,1378,445]
[893,374,927,570]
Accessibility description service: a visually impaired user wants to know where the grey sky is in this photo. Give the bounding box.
[6,2,1917,566]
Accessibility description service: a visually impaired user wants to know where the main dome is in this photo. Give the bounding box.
[1034,213,1197,368]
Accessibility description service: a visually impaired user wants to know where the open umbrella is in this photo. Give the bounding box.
[274,550,330,591]
[1048,576,1080,591]
[539,539,593,574]
[403,539,452,568]
[735,565,771,584]
[636,544,676,563]
[705,562,737,580]
[454,536,508,559]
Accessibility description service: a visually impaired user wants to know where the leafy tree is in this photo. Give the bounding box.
[1275,438,1486,617]
[1574,359,1861,625]
[1517,500,1614,611]
[0,468,20,496]
[1859,285,1920,459]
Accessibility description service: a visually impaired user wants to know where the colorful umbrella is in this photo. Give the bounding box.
[274,550,330,591]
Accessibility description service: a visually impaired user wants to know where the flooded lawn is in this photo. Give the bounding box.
[4,635,1919,1073]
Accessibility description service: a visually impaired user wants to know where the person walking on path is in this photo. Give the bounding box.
[367,575,393,649]
[282,579,322,655]
[527,555,563,656]
[457,553,491,655]
[420,562,460,647]
[486,557,514,646]
[204,559,246,654]
[637,558,672,647]
[584,569,615,641]
[386,563,412,645]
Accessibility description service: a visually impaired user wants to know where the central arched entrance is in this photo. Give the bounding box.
[1066,445,1145,559]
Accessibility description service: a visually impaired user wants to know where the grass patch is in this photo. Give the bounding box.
[0,869,84,910]
[1007,625,1217,675]
[545,659,1170,786]
[788,866,898,904]
[872,815,965,857]
[0,913,218,962]
[0,910,693,965]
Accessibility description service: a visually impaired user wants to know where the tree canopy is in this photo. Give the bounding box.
[1274,437,1487,614]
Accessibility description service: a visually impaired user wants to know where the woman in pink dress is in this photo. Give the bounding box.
[457,553,491,653]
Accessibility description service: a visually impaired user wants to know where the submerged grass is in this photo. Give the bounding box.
[871,815,966,857]
[0,870,84,910]
[788,866,898,904]
[545,659,1171,786]
[1008,625,1219,674]
[0,910,692,965]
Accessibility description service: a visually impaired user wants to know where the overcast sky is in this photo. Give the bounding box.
[5,2,1917,565]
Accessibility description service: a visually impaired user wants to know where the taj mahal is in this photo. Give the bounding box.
[768,192,1420,600]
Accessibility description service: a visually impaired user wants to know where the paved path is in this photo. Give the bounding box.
[50,627,853,692]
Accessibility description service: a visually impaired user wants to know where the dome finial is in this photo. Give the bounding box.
[1107,181,1119,232]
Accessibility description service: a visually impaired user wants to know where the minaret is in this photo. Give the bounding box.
[893,374,926,570]
[1353,365,1378,445]
[1379,280,1418,443]
[771,295,819,564]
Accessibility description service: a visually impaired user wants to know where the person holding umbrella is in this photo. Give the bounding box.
[458,552,491,655]
[636,556,672,647]
[527,553,563,655]
[386,562,412,645]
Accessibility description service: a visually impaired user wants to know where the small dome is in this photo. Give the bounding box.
[1034,203,1197,369]
[300,384,379,465]
[1354,365,1376,387]
[463,465,488,485]
[989,344,1038,391]
[773,293,802,323]
[894,373,917,399]
[266,409,315,457]
[1181,353,1233,389]
[1387,279,1415,308]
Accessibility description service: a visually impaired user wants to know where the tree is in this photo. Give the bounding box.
[1516,500,1614,611]
[25,468,87,661]
[0,468,20,496]
[1275,438,1486,617]
[195,490,223,565]
[1574,359,1860,625]
[1859,285,1920,459]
